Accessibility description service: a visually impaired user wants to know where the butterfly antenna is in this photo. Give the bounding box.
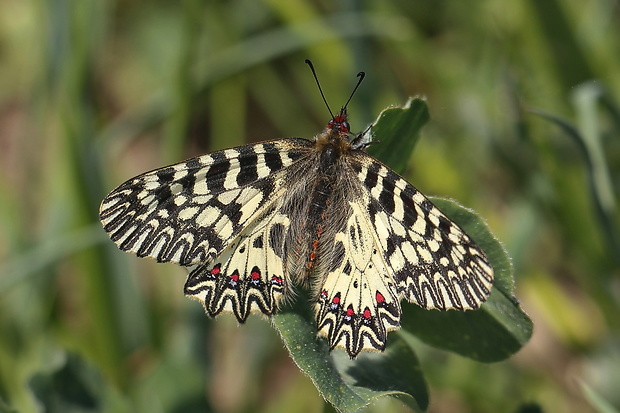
[305,59,335,119]
[343,71,365,111]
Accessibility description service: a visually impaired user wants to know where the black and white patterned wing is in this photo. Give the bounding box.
[352,156,494,311]
[316,199,402,358]
[99,139,311,266]
[315,155,494,357]
[183,200,290,322]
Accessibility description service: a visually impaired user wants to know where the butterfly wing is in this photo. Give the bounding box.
[99,139,312,266]
[100,130,493,355]
[184,201,290,322]
[315,154,494,358]
[100,139,314,320]
[315,199,402,357]
[352,155,494,311]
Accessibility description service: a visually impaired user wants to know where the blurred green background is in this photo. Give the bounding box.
[1,0,619,412]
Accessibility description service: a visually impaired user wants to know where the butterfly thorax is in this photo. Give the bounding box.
[314,130,351,167]
[283,111,355,286]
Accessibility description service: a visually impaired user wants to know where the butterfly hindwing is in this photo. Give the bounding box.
[184,205,290,322]
[99,139,312,266]
[316,200,401,357]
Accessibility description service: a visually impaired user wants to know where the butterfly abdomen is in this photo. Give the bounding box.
[305,176,333,272]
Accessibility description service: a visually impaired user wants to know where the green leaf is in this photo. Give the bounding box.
[369,99,531,361]
[0,397,17,413]
[274,294,427,413]
[366,97,430,175]
[29,352,104,413]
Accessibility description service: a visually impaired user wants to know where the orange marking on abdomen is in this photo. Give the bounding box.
[306,225,324,270]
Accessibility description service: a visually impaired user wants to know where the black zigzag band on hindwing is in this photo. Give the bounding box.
[184,263,285,322]
[183,204,291,322]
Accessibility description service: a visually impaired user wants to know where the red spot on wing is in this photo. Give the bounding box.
[376,291,385,304]
[251,270,260,280]
[329,293,341,311]
[345,305,355,317]
[363,308,372,320]
[230,272,239,282]
[210,264,221,275]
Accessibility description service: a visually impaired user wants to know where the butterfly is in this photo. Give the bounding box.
[99,61,494,358]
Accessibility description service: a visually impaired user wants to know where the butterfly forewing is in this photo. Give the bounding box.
[350,155,494,311]
[100,139,312,265]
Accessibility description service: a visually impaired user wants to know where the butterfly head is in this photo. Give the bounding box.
[327,107,351,136]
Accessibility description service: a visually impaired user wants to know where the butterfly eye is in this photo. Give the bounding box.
[342,121,350,132]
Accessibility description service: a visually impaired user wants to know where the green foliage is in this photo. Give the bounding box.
[28,354,104,413]
[275,301,427,413]
[0,1,619,412]
[366,98,430,175]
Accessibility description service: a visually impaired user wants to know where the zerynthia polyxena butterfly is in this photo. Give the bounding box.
[100,60,494,358]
